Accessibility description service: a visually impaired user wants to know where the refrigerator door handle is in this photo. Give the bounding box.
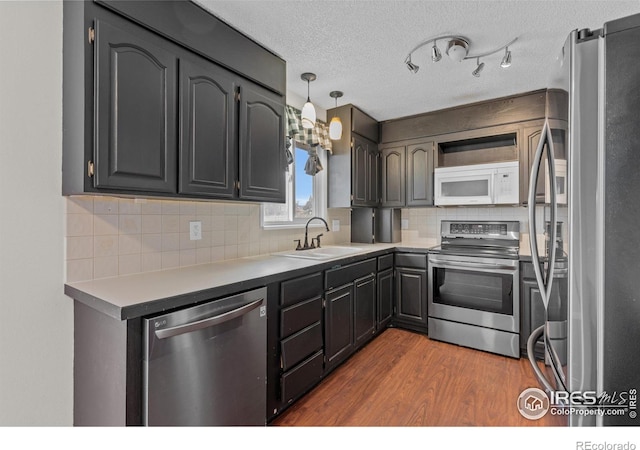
[528,120,551,308]
[527,324,555,392]
[545,123,559,300]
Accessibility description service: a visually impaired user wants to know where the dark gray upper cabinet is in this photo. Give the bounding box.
[380,146,405,207]
[179,55,237,198]
[351,134,379,207]
[238,84,286,202]
[406,141,435,207]
[327,104,379,208]
[63,1,286,202]
[94,19,177,193]
[380,140,435,207]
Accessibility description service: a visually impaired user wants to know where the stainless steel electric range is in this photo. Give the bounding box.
[428,221,520,358]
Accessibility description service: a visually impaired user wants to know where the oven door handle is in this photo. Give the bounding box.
[428,259,517,272]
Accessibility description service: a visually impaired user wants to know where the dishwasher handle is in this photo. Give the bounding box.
[154,298,263,340]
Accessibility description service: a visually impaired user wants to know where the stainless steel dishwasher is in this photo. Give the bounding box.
[143,287,267,426]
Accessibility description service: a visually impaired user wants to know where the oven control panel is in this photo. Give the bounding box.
[440,221,520,240]
[448,223,507,236]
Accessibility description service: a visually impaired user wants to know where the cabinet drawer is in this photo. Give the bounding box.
[280,296,322,338]
[280,322,323,371]
[378,254,394,271]
[325,258,376,290]
[281,350,323,404]
[396,253,427,269]
[281,272,323,306]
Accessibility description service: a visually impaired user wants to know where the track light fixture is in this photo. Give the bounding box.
[329,91,344,140]
[300,72,317,129]
[500,46,512,68]
[405,55,420,73]
[431,41,442,62]
[404,35,517,77]
[472,57,485,77]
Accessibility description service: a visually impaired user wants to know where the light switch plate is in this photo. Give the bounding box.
[401,219,409,230]
[332,219,340,232]
[189,221,202,240]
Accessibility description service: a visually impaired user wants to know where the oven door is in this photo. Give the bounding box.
[427,253,519,333]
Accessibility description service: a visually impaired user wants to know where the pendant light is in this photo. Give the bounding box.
[329,91,344,140]
[300,72,317,129]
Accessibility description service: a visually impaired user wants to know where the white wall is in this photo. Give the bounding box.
[0,1,72,425]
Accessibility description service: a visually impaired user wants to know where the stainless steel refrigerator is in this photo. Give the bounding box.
[527,13,640,426]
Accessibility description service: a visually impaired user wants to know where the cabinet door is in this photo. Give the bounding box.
[377,268,394,329]
[406,141,434,206]
[395,267,428,327]
[324,285,354,369]
[94,19,177,193]
[354,274,376,347]
[352,136,369,206]
[521,125,546,205]
[520,277,546,359]
[367,146,380,205]
[238,83,286,202]
[179,55,237,198]
[381,146,405,207]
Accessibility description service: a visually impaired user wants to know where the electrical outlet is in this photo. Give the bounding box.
[332,219,340,232]
[401,219,409,230]
[189,221,202,240]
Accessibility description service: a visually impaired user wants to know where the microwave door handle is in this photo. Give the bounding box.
[528,120,550,309]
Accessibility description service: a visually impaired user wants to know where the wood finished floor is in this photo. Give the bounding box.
[273,328,566,427]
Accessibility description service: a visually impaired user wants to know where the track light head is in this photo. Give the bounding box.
[405,56,420,73]
[501,47,512,68]
[472,58,485,77]
[431,42,442,62]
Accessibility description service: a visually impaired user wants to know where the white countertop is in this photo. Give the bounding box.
[66,242,430,320]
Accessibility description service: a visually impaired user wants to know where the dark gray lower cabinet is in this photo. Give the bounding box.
[276,273,324,412]
[377,254,394,329]
[94,18,177,193]
[354,274,376,347]
[324,284,355,370]
[394,253,428,332]
[324,258,378,372]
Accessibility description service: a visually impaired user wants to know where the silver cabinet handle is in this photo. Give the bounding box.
[155,298,263,339]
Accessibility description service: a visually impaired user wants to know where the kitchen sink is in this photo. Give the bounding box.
[274,246,364,260]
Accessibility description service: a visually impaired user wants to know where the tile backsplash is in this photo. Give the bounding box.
[65,196,351,282]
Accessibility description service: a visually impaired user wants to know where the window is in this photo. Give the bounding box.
[262,143,327,228]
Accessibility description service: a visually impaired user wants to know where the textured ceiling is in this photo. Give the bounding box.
[196,0,639,121]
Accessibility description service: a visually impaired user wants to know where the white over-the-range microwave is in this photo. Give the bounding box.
[434,161,520,206]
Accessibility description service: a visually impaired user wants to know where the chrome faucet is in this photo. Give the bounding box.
[298,216,330,250]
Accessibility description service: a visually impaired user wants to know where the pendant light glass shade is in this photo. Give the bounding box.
[328,90,344,140]
[301,100,316,129]
[300,73,317,129]
[329,116,343,140]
